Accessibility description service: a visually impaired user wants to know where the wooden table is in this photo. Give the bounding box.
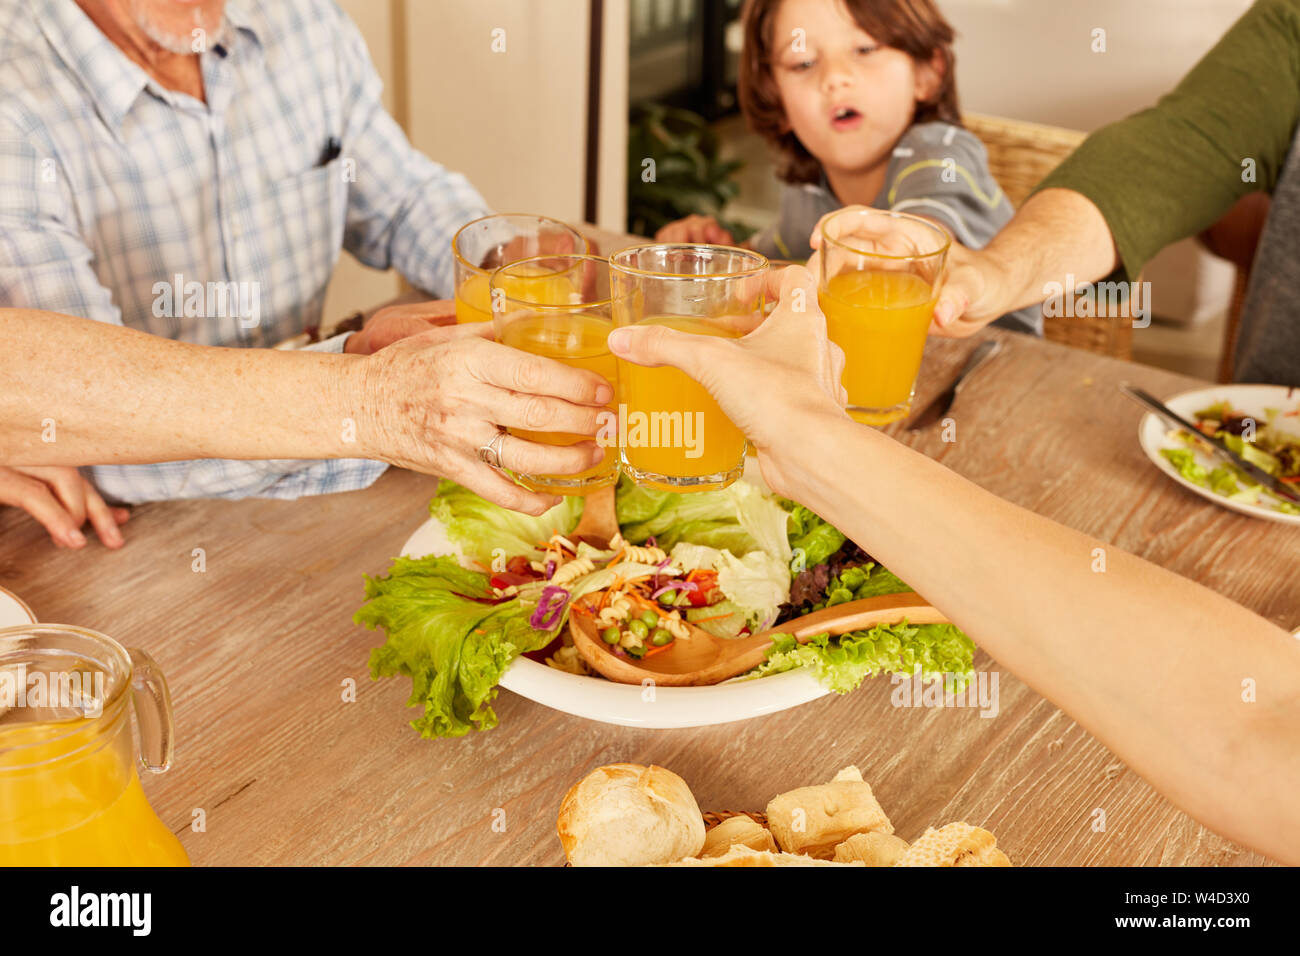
[3,261,1297,868]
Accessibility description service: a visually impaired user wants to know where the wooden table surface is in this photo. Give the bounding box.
[3,234,1297,867]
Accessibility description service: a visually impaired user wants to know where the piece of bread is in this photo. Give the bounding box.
[765,765,893,858]
[893,822,1012,867]
[662,845,863,867]
[833,831,911,866]
[701,816,778,857]
[557,763,705,867]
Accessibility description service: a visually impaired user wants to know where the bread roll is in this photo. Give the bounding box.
[765,765,893,858]
[893,822,1012,867]
[557,763,705,866]
[833,831,910,866]
[701,816,777,857]
[663,845,863,867]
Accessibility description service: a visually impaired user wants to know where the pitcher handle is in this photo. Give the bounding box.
[127,647,175,774]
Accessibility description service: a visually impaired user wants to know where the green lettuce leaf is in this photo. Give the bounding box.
[615,478,792,563]
[818,563,913,609]
[354,555,554,738]
[429,479,582,568]
[1161,447,1208,485]
[781,500,847,569]
[742,622,975,694]
[1219,433,1280,474]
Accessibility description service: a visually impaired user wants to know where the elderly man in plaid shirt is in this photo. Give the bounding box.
[0,0,609,548]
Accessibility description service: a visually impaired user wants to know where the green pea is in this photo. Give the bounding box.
[639,610,660,627]
[651,628,673,646]
[628,619,649,639]
[601,626,620,645]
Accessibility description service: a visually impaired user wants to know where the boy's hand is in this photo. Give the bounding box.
[655,215,735,245]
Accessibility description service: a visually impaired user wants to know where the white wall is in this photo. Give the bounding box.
[404,0,593,222]
[944,0,1256,327]
[946,0,1254,132]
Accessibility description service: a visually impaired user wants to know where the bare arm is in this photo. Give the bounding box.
[608,266,1300,863]
[0,309,613,515]
[2,310,360,465]
[931,188,1119,333]
[782,411,1300,863]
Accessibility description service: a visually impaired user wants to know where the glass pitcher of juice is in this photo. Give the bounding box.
[0,624,189,866]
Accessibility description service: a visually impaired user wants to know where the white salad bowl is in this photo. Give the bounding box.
[399,483,831,729]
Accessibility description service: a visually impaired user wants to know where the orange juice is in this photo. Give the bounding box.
[617,315,745,490]
[819,270,935,425]
[499,312,617,493]
[455,267,579,324]
[0,720,189,866]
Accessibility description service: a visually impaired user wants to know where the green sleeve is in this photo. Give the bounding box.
[1035,0,1300,281]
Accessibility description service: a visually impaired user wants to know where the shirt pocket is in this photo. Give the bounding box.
[257,160,347,330]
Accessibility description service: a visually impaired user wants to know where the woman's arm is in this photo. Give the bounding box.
[607,266,1300,864]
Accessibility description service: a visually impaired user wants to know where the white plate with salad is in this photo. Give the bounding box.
[0,585,36,628]
[1137,384,1300,526]
[354,467,975,735]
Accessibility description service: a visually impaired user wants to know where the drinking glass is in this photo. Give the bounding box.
[491,254,619,495]
[818,208,950,425]
[609,244,767,492]
[452,214,589,324]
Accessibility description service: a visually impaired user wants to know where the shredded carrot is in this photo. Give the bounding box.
[1280,475,1300,484]
[643,643,674,658]
[689,611,734,624]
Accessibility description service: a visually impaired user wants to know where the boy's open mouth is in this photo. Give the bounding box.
[830,106,863,131]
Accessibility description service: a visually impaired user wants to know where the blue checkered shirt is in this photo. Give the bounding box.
[0,0,490,502]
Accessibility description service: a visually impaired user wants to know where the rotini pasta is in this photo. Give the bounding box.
[550,557,596,587]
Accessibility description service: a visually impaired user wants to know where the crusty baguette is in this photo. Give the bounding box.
[701,816,778,857]
[833,831,910,866]
[557,763,705,867]
[894,822,1012,867]
[766,765,893,858]
[662,845,864,867]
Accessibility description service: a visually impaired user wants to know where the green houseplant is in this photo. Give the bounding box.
[626,102,751,240]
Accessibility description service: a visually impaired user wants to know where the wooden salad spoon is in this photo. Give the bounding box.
[567,483,620,550]
[569,590,950,686]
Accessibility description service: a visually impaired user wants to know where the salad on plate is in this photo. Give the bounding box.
[354,478,975,739]
[1159,397,1300,515]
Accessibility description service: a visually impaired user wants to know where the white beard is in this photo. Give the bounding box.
[128,0,222,55]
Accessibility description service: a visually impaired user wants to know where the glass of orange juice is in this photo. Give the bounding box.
[0,624,189,866]
[453,214,590,324]
[609,244,767,492]
[818,208,950,425]
[491,254,619,495]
